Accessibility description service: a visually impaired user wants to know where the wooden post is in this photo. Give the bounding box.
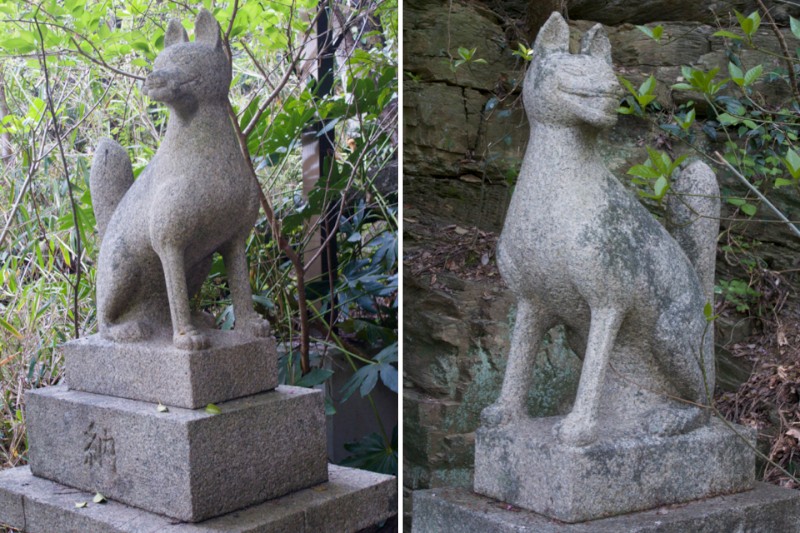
[301,4,338,327]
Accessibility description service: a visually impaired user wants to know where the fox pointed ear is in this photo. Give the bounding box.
[581,24,612,64]
[533,11,570,59]
[195,8,221,49]
[164,19,188,48]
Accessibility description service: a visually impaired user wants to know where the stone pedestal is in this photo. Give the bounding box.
[1,464,396,533]
[412,484,800,533]
[474,416,756,522]
[412,414,800,532]
[65,332,278,409]
[0,331,397,531]
[27,385,328,522]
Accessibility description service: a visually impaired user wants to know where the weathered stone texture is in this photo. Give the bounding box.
[91,10,270,350]
[412,483,800,533]
[26,385,327,523]
[474,416,755,522]
[404,0,800,525]
[568,0,800,25]
[65,331,278,409]
[403,272,581,493]
[0,465,396,533]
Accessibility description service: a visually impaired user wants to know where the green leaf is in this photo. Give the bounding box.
[296,368,334,387]
[639,75,656,97]
[457,46,472,60]
[717,113,739,126]
[728,62,744,86]
[635,25,654,40]
[713,30,743,40]
[627,164,659,180]
[740,203,757,216]
[775,178,795,188]
[654,175,670,199]
[637,94,657,106]
[340,429,397,475]
[379,364,398,393]
[678,108,696,130]
[791,16,800,40]
[744,64,762,86]
[784,148,800,178]
[205,403,221,415]
[735,10,752,35]
[704,301,714,321]
[0,316,22,339]
[747,11,762,36]
[1,36,37,54]
[619,76,637,96]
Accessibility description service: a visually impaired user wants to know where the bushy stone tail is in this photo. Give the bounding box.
[666,160,721,302]
[90,138,134,242]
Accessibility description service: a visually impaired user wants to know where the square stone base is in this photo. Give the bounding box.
[0,464,396,533]
[474,416,755,522]
[412,485,800,532]
[64,331,278,409]
[26,385,327,522]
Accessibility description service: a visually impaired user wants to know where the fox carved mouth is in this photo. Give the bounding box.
[142,73,200,98]
[560,87,621,100]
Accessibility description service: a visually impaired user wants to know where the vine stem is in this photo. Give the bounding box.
[713,151,800,239]
[34,14,82,338]
[755,0,800,104]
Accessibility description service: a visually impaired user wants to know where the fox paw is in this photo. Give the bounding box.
[646,405,707,436]
[102,321,152,343]
[173,328,210,351]
[554,414,597,447]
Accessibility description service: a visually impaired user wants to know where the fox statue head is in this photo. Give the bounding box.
[142,9,230,113]
[524,12,620,129]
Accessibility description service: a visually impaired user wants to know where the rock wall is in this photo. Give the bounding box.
[403,0,800,524]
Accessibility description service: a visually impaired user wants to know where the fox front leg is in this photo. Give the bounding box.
[555,306,623,446]
[221,237,271,338]
[159,247,210,350]
[481,300,551,427]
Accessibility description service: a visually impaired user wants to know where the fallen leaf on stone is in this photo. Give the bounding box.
[157,402,169,413]
[93,493,107,504]
[312,485,328,492]
[75,501,87,508]
[205,403,222,415]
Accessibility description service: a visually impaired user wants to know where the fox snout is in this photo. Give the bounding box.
[143,69,180,97]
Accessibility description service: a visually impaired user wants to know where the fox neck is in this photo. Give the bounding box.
[525,120,602,173]
[162,100,231,146]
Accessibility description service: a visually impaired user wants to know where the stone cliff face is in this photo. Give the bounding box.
[403,0,800,523]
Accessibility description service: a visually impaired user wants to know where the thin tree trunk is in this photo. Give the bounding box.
[0,69,12,167]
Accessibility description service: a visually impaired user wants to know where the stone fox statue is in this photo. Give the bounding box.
[481,13,720,446]
[89,9,269,350]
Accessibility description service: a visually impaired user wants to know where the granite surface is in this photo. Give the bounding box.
[64,331,278,408]
[0,464,397,533]
[26,385,327,522]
